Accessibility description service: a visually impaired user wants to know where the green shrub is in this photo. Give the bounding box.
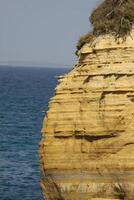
[76,32,95,50]
[90,0,134,37]
[76,0,134,52]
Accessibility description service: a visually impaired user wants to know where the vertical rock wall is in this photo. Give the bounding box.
[39,32,134,199]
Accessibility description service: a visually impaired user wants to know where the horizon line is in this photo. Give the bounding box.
[0,61,74,68]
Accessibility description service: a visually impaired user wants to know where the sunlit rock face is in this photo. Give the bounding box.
[39,30,134,200]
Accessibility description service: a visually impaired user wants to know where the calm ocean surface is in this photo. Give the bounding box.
[0,66,69,200]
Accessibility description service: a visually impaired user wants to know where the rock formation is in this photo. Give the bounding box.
[39,29,134,199]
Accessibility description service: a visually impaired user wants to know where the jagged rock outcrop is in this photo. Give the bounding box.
[39,30,134,199]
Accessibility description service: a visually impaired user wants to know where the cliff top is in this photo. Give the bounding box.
[77,0,134,52]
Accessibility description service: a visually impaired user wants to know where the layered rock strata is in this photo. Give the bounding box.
[39,30,134,199]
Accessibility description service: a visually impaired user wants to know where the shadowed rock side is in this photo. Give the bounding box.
[39,30,134,199]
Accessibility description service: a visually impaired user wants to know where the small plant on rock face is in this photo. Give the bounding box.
[76,32,95,51]
[113,182,128,199]
[76,0,134,52]
[111,175,131,200]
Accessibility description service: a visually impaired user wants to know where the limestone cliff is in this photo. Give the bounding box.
[39,30,134,199]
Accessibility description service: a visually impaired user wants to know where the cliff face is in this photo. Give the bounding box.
[39,30,134,199]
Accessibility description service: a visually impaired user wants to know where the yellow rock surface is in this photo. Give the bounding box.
[39,30,134,199]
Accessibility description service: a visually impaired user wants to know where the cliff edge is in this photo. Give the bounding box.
[39,30,134,199]
[39,1,134,199]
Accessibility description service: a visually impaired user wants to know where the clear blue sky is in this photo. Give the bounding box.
[0,0,101,67]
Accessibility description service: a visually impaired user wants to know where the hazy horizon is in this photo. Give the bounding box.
[0,0,101,67]
[0,62,71,68]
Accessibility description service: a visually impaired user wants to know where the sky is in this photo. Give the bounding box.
[0,0,101,67]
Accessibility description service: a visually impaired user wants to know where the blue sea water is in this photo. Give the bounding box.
[0,66,69,200]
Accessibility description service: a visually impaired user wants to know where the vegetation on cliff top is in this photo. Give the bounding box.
[76,0,134,52]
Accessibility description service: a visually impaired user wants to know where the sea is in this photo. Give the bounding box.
[0,66,69,200]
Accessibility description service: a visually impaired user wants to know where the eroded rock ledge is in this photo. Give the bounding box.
[39,30,134,200]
